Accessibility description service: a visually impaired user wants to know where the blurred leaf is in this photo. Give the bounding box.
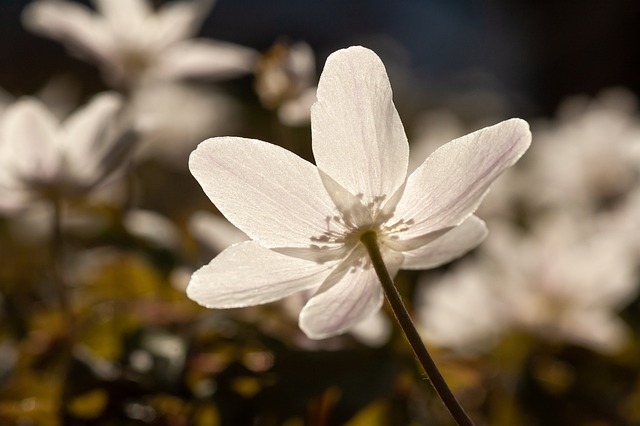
[344,400,387,426]
[66,388,108,419]
[0,370,62,426]
[76,313,128,361]
[79,253,166,303]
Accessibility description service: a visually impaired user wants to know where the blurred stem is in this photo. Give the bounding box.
[51,196,72,326]
[360,230,475,426]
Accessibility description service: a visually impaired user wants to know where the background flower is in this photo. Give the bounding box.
[22,0,258,89]
[0,92,130,211]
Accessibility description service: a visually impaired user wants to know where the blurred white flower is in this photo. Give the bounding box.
[0,92,130,213]
[254,40,317,126]
[187,46,530,339]
[418,214,638,355]
[23,0,258,89]
[525,88,640,212]
[417,264,506,355]
[124,209,182,250]
[129,82,240,166]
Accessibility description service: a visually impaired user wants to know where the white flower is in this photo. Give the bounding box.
[129,81,240,166]
[524,88,640,212]
[419,215,638,355]
[416,264,506,355]
[254,40,317,126]
[0,92,127,211]
[188,46,531,339]
[22,0,257,89]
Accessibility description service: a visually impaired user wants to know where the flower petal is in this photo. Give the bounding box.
[299,245,403,339]
[151,40,258,81]
[189,210,249,253]
[22,0,114,65]
[311,46,409,204]
[392,118,531,241]
[61,92,123,180]
[189,137,347,248]
[559,308,629,354]
[400,215,487,269]
[94,0,150,31]
[187,241,335,309]
[0,98,60,182]
[155,0,213,46]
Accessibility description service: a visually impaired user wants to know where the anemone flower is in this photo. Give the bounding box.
[0,92,130,212]
[188,46,531,340]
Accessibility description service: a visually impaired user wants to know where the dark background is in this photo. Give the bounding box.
[1,0,640,117]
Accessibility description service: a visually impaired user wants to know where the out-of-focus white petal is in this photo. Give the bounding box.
[400,215,487,269]
[151,40,258,81]
[0,98,60,181]
[0,187,29,214]
[62,92,122,149]
[417,264,506,354]
[155,0,214,45]
[93,0,150,31]
[187,241,334,308]
[393,118,531,241]
[22,0,114,65]
[279,87,316,126]
[559,309,629,354]
[311,46,409,204]
[299,245,403,339]
[189,210,249,253]
[189,137,347,248]
[124,209,182,250]
[349,310,391,347]
[61,92,123,180]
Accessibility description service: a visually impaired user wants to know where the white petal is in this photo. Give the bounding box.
[0,98,60,181]
[311,46,409,204]
[93,0,150,31]
[416,265,506,354]
[278,87,316,126]
[187,241,334,308]
[349,310,391,347]
[299,245,403,339]
[22,0,114,65]
[559,308,629,354]
[393,118,531,241]
[399,216,487,269]
[151,40,257,81]
[189,210,249,253]
[61,92,123,178]
[155,0,214,46]
[189,137,347,248]
[299,265,382,339]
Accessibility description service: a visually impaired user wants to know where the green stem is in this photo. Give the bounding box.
[360,230,475,426]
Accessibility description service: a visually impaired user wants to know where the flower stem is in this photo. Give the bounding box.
[360,230,475,426]
[51,197,72,326]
